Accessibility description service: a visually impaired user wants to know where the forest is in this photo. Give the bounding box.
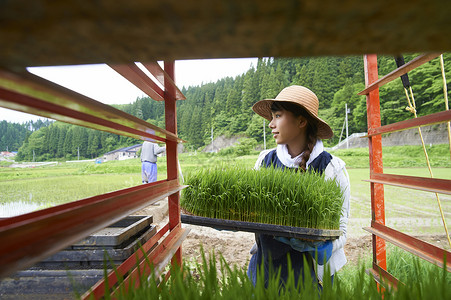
[2,54,450,161]
[0,119,52,153]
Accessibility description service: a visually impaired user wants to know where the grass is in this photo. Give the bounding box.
[0,161,13,167]
[181,166,344,229]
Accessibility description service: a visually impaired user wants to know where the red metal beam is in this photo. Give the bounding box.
[0,69,182,143]
[83,223,170,300]
[366,110,451,137]
[358,53,441,95]
[108,63,165,101]
[364,222,451,272]
[0,180,186,278]
[164,61,183,266]
[364,173,451,195]
[366,263,401,290]
[364,54,387,270]
[142,62,186,101]
[111,225,189,297]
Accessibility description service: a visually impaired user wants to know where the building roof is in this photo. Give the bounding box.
[103,144,141,156]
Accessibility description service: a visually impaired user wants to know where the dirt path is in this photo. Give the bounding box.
[135,200,449,271]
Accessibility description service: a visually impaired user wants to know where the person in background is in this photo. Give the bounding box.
[140,141,166,183]
[247,85,351,289]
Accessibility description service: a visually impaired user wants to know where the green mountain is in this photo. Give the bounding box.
[4,55,450,161]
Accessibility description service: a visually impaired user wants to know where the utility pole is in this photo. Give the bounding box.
[211,126,214,152]
[263,119,266,150]
[77,147,80,160]
[345,103,351,149]
[345,103,349,149]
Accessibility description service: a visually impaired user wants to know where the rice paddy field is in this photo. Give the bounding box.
[1,144,450,298]
[1,144,450,237]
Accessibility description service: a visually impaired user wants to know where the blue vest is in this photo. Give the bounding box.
[262,149,332,174]
[248,149,332,287]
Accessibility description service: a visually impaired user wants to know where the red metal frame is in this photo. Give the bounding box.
[0,69,181,143]
[366,110,451,137]
[0,61,188,299]
[364,54,387,271]
[361,54,451,285]
[366,222,451,271]
[358,53,441,96]
[108,64,166,101]
[364,173,451,195]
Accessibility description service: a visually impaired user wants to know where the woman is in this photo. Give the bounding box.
[247,85,350,288]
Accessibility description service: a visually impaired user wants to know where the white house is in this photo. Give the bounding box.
[102,144,142,161]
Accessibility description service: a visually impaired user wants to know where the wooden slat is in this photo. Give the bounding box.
[0,68,182,143]
[142,62,186,100]
[364,222,451,272]
[358,53,441,95]
[365,110,451,137]
[364,172,451,195]
[108,63,165,101]
[0,180,187,278]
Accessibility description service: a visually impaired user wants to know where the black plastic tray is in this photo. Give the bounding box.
[181,214,341,240]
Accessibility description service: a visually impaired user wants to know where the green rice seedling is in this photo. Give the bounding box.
[181,165,344,230]
[386,245,451,285]
[108,247,450,300]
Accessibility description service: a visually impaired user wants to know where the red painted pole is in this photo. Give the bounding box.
[164,61,182,266]
[364,54,387,270]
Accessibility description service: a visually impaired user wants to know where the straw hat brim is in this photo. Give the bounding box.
[252,99,334,140]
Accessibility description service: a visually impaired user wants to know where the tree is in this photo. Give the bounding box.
[246,114,266,142]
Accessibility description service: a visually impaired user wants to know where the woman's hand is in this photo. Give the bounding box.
[275,237,333,265]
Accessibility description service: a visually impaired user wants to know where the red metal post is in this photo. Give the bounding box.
[364,54,387,270]
[164,61,182,266]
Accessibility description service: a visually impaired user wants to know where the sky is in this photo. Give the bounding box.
[0,58,258,123]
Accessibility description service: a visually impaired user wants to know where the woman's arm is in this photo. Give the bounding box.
[325,156,351,254]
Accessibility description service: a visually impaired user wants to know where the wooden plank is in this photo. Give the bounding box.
[0,68,182,143]
[364,222,451,272]
[364,173,451,195]
[0,180,186,278]
[2,1,451,68]
[358,53,441,95]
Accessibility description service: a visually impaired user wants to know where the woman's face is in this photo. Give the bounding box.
[268,107,307,146]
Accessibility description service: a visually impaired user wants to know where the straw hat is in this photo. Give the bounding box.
[252,85,334,139]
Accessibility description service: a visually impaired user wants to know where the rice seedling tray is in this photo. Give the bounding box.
[72,215,153,248]
[181,214,341,240]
